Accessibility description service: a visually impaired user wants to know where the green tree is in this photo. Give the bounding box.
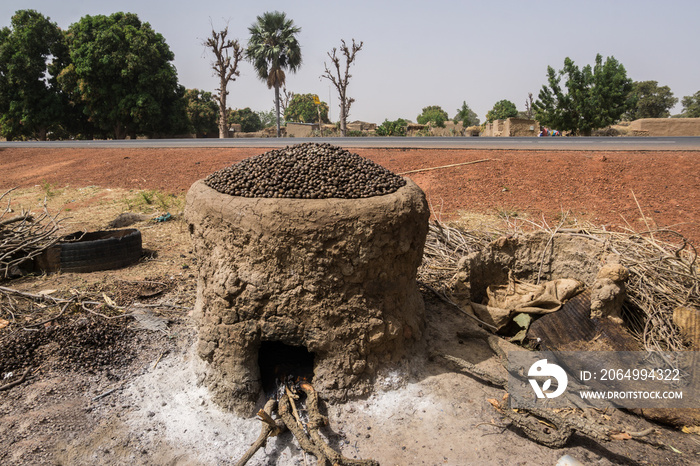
[256,108,276,127]
[184,89,218,137]
[680,91,700,118]
[284,94,329,123]
[0,10,69,140]
[533,54,633,135]
[453,101,480,126]
[374,118,407,136]
[485,100,518,122]
[416,105,449,127]
[228,107,264,132]
[63,12,184,139]
[624,81,677,120]
[246,11,302,137]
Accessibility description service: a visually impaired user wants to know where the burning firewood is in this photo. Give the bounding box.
[236,381,379,466]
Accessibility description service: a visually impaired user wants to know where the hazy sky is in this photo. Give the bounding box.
[3,0,699,123]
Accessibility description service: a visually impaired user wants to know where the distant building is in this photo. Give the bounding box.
[482,118,539,137]
[627,118,700,136]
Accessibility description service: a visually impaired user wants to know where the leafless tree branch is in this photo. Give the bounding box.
[204,21,243,139]
[322,39,363,136]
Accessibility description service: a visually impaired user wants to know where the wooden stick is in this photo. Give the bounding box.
[436,352,507,387]
[398,158,496,175]
[495,400,574,448]
[278,394,329,465]
[235,399,286,466]
[256,407,280,432]
[0,367,32,391]
[286,386,303,427]
[0,214,34,227]
[299,382,327,428]
[23,299,74,329]
[298,383,379,466]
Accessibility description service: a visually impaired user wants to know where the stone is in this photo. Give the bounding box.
[590,263,628,321]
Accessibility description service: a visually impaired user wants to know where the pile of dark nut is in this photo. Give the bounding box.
[204,142,406,199]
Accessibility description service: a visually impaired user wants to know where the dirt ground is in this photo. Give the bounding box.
[1,145,699,465]
[1,146,698,244]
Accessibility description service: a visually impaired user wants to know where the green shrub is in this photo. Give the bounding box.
[375,118,407,136]
[416,105,448,127]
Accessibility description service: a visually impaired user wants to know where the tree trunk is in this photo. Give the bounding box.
[114,124,127,140]
[340,102,347,137]
[274,84,281,138]
[218,83,228,139]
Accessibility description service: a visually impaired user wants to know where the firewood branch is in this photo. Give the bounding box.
[439,351,655,448]
[0,367,32,392]
[1,190,64,278]
[278,393,329,464]
[235,399,286,466]
[299,383,379,466]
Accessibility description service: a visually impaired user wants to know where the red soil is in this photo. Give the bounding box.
[1,146,698,244]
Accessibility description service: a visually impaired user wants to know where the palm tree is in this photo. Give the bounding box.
[246,11,302,137]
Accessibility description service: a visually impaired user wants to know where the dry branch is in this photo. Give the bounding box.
[441,351,657,449]
[398,158,496,175]
[0,367,32,392]
[278,393,329,464]
[1,189,63,278]
[243,384,380,466]
[418,216,699,351]
[494,400,575,448]
[436,353,507,387]
[235,399,286,466]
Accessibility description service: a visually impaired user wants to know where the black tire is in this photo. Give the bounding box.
[59,229,142,273]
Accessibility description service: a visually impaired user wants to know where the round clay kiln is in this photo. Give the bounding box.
[185,144,429,414]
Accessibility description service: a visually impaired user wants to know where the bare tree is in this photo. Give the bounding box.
[525,92,534,119]
[322,39,363,137]
[279,85,295,117]
[204,23,243,138]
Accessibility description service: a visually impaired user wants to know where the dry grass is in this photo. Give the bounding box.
[418,211,699,352]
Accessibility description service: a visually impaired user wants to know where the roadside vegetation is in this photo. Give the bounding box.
[1,9,699,140]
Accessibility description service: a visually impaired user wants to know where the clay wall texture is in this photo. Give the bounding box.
[628,118,700,136]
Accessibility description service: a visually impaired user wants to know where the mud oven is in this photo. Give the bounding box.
[184,144,429,414]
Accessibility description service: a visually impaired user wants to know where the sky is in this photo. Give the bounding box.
[2,0,699,124]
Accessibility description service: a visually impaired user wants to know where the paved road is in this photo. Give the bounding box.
[2,136,699,150]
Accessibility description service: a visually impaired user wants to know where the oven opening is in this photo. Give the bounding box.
[258,341,315,395]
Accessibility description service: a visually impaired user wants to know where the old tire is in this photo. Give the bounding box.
[58,229,142,273]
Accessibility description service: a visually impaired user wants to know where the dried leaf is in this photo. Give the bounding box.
[37,289,57,295]
[610,432,632,440]
[103,293,117,308]
[486,398,500,409]
[681,425,700,435]
[0,318,9,329]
